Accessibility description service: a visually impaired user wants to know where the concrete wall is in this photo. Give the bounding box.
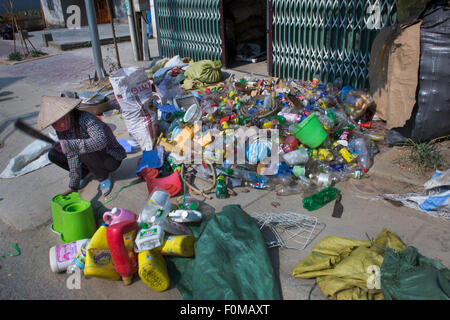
[40,0,65,28]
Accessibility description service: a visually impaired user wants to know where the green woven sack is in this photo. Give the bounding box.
[380,246,450,300]
[166,204,282,300]
[184,60,222,84]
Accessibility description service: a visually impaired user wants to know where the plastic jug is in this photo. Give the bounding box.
[49,239,90,273]
[84,223,121,280]
[138,250,171,292]
[103,207,137,226]
[149,212,192,236]
[135,222,165,252]
[106,220,139,285]
[139,188,171,224]
[160,235,196,257]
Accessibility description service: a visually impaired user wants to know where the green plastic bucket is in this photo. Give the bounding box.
[51,192,97,243]
[291,113,327,148]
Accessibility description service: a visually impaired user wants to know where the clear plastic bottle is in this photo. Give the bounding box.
[275,176,318,196]
[282,147,309,166]
[351,138,372,170]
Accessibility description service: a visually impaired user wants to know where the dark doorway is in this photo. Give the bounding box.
[221,0,269,75]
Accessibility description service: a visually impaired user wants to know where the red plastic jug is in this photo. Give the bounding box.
[106,220,139,285]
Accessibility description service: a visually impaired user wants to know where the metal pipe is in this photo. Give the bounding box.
[125,0,140,61]
[153,0,162,58]
[141,14,150,60]
[84,0,105,79]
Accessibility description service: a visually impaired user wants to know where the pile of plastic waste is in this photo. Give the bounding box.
[147,57,381,211]
[49,188,201,292]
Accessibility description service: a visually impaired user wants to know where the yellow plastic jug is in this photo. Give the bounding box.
[138,250,170,292]
[84,223,121,280]
[160,235,196,257]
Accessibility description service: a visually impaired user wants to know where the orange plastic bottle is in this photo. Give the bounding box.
[106,220,139,285]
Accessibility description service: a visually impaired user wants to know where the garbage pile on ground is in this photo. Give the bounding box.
[138,56,383,212]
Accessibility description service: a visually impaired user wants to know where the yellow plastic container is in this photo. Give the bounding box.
[160,235,196,257]
[84,223,121,280]
[138,250,170,292]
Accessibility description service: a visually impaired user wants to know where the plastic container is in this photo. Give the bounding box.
[168,210,202,223]
[50,192,97,243]
[216,175,228,199]
[84,223,121,280]
[138,250,170,292]
[303,186,339,211]
[49,239,90,273]
[103,207,137,226]
[282,148,309,166]
[135,223,165,252]
[183,104,202,123]
[139,188,171,224]
[291,113,327,148]
[106,220,139,285]
[160,235,196,257]
[149,213,192,236]
[351,138,372,169]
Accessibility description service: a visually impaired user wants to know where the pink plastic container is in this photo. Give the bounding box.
[103,207,137,226]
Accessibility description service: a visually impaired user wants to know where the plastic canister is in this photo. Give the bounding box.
[103,207,137,226]
[139,188,171,224]
[106,220,139,285]
[84,223,121,281]
[138,250,170,292]
[282,148,309,166]
[135,223,165,252]
[150,214,193,236]
[160,235,196,257]
[49,239,90,273]
[168,210,202,223]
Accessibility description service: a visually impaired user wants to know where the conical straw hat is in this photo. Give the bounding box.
[37,96,81,131]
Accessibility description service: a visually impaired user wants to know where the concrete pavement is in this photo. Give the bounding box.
[0,30,449,300]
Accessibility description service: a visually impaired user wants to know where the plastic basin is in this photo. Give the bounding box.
[291,113,327,148]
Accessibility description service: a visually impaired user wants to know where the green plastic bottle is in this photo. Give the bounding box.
[302,186,339,211]
[216,175,228,199]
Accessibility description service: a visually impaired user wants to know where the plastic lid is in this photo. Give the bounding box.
[112,207,118,214]
[182,211,189,219]
[140,222,148,229]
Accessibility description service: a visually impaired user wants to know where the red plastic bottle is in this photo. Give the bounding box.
[106,220,139,285]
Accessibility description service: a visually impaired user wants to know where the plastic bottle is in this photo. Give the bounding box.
[168,210,202,223]
[138,250,171,292]
[66,239,90,274]
[275,176,317,196]
[103,207,137,226]
[216,175,228,199]
[149,211,193,236]
[49,239,90,273]
[84,223,121,280]
[282,147,309,166]
[135,222,165,252]
[279,135,299,154]
[302,186,340,211]
[106,220,139,285]
[351,138,372,170]
[139,188,171,224]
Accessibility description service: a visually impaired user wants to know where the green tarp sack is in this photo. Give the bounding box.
[184,60,222,84]
[166,205,282,300]
[380,246,450,300]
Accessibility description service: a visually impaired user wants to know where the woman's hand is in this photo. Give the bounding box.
[61,188,74,196]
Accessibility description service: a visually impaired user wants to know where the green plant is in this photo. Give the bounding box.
[31,50,47,57]
[8,52,22,61]
[405,139,442,174]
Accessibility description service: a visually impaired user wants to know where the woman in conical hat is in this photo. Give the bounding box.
[37,95,126,196]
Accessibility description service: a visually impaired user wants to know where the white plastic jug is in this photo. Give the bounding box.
[49,239,90,273]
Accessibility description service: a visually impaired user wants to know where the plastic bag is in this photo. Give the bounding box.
[109,67,158,151]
